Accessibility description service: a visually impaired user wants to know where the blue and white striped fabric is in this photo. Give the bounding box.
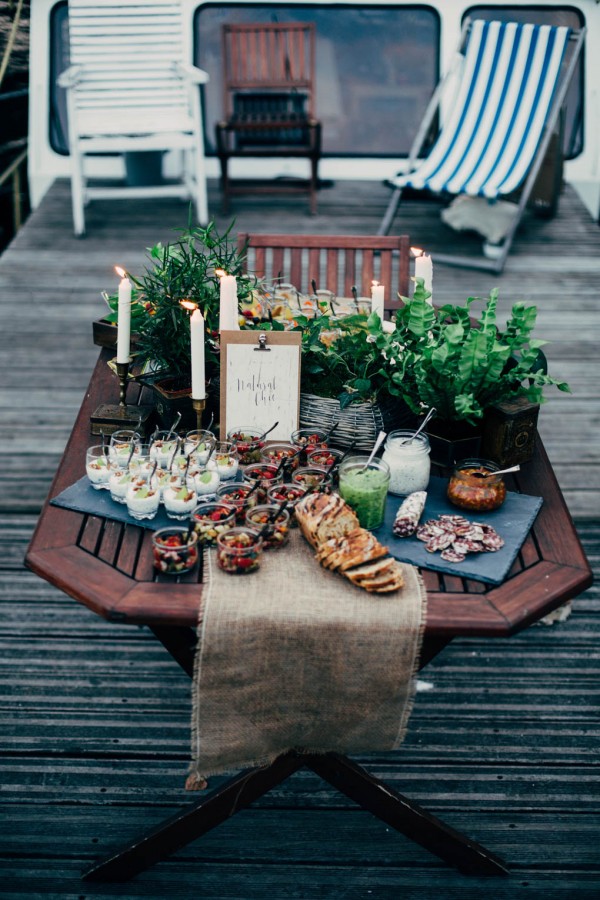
[395,20,571,199]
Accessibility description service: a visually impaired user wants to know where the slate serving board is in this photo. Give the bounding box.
[51,476,216,532]
[374,476,543,586]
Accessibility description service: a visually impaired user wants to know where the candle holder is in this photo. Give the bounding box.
[90,357,153,436]
[192,397,206,433]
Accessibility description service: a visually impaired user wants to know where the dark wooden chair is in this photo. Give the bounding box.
[237,233,411,313]
[216,23,322,215]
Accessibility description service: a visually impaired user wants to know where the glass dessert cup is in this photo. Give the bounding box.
[245,504,291,550]
[338,455,391,530]
[216,527,263,575]
[86,445,110,489]
[163,475,198,520]
[152,528,199,575]
[183,429,216,463]
[266,482,307,527]
[108,430,141,464]
[227,427,265,465]
[126,473,160,520]
[193,464,220,497]
[216,481,258,524]
[108,458,140,505]
[260,442,300,472]
[307,447,345,469]
[149,431,181,469]
[192,501,237,545]
[213,441,240,481]
[290,428,329,454]
[291,465,332,491]
[447,458,507,512]
[242,463,283,502]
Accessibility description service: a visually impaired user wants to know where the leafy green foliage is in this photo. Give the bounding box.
[293,310,400,406]
[103,222,255,378]
[387,280,570,425]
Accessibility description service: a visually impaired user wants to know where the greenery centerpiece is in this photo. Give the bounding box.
[385,280,570,427]
[102,222,255,383]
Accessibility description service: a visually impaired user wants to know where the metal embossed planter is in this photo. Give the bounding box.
[299,393,414,450]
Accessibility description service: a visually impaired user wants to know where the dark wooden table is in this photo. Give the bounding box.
[26,349,593,882]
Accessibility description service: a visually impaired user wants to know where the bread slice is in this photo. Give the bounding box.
[295,492,359,547]
[345,558,405,593]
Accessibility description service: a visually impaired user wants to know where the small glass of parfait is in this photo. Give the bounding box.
[193,463,220,497]
[183,429,215,464]
[192,501,236,545]
[126,470,161,521]
[266,482,307,527]
[242,463,283,502]
[108,430,141,464]
[152,527,199,576]
[260,442,300,472]
[227,427,265,465]
[86,445,110,489]
[163,473,198,521]
[307,447,345,485]
[245,504,291,550]
[291,465,332,491]
[216,527,263,575]
[108,455,140,504]
[216,481,258,523]
[213,441,240,481]
[149,431,180,469]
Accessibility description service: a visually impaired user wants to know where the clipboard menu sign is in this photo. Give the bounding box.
[220,331,302,441]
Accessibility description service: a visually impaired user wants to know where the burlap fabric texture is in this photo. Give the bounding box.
[190,530,427,780]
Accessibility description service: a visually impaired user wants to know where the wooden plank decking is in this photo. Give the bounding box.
[0,178,598,897]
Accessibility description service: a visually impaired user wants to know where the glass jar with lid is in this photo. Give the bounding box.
[381,430,431,496]
[447,458,507,512]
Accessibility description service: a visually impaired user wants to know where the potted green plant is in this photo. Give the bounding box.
[385,281,570,464]
[100,222,256,425]
[253,308,413,448]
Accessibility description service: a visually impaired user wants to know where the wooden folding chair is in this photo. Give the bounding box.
[237,233,411,313]
[216,23,322,215]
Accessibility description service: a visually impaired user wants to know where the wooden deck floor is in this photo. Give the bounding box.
[0,178,598,897]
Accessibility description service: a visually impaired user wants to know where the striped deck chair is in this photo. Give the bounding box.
[378,19,585,272]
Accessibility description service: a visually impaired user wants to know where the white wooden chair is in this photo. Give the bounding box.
[58,0,209,236]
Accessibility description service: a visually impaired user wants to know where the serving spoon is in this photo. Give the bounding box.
[398,407,437,445]
[359,431,386,473]
[471,464,521,478]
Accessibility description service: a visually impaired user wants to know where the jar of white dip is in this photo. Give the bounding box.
[382,430,431,496]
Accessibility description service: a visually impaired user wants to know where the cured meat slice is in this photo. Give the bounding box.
[425,532,455,552]
[393,491,427,538]
[440,547,466,563]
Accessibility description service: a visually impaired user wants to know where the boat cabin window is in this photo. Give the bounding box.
[465,6,585,158]
[194,4,440,158]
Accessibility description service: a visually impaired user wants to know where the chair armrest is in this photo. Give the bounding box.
[173,61,210,85]
[57,65,83,89]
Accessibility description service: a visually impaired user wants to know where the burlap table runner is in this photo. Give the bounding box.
[190,530,427,780]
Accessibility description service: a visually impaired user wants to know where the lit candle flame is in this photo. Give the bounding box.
[215,268,227,278]
[180,299,198,311]
[410,247,424,258]
[371,279,380,288]
[115,265,127,279]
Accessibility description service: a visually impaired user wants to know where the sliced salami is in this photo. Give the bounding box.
[482,533,505,551]
[392,491,427,538]
[440,547,466,563]
[425,531,455,553]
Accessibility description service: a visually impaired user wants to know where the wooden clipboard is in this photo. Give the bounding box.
[219,330,302,441]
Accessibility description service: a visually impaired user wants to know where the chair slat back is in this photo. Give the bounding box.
[238,234,410,311]
[67,0,188,114]
[222,23,316,117]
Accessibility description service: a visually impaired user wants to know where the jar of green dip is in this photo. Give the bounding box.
[338,456,391,530]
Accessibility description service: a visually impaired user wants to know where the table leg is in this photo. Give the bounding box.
[149,625,197,677]
[82,751,305,882]
[307,753,508,876]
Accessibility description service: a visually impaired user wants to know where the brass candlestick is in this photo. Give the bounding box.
[90,357,153,436]
[192,397,206,433]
